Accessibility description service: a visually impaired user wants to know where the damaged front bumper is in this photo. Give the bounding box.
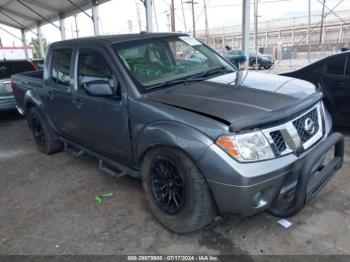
[199,131,344,217]
[267,132,344,217]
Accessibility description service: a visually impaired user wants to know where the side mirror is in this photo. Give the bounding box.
[83,80,114,97]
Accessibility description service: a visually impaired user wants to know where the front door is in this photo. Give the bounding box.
[321,54,350,124]
[72,47,133,164]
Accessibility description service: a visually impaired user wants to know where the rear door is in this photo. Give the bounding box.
[42,48,77,136]
[343,57,350,124]
[320,54,350,124]
[71,46,132,163]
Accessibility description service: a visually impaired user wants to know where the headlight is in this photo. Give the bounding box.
[216,131,275,162]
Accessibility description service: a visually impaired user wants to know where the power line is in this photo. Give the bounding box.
[270,0,344,69]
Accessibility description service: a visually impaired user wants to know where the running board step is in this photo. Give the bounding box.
[64,142,84,157]
[99,160,127,178]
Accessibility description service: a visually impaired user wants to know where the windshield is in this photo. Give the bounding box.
[114,36,235,91]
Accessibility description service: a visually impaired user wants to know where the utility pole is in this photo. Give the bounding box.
[36,23,45,58]
[181,0,187,33]
[242,0,251,70]
[204,0,209,43]
[127,20,133,33]
[171,0,175,32]
[70,22,74,38]
[166,13,171,32]
[254,0,259,67]
[91,0,100,35]
[144,0,153,32]
[185,1,197,36]
[153,0,159,31]
[308,0,311,63]
[21,29,29,60]
[319,0,326,46]
[135,0,142,32]
[191,0,195,36]
[74,15,79,37]
[59,15,66,40]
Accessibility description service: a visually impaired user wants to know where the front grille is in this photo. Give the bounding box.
[293,108,319,143]
[270,130,287,153]
[264,104,323,157]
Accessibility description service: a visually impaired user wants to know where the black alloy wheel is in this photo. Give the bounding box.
[30,112,45,146]
[150,157,186,215]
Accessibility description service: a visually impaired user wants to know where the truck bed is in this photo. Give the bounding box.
[12,70,43,112]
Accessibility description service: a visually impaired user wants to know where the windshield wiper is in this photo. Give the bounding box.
[145,78,199,91]
[187,67,234,81]
[145,67,234,91]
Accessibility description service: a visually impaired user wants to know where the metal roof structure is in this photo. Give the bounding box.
[0,0,111,58]
[0,0,252,68]
[0,0,109,30]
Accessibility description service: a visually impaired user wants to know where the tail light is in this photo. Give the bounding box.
[11,80,17,97]
[30,61,39,70]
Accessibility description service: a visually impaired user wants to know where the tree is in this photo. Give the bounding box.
[29,37,48,59]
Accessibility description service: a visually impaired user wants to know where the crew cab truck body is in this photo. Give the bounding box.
[12,33,344,233]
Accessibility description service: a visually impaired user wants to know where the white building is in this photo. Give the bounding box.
[0,46,33,60]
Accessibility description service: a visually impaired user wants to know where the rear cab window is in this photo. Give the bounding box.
[51,49,72,89]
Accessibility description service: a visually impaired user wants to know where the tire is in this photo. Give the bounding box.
[252,61,261,70]
[28,107,63,154]
[142,147,216,233]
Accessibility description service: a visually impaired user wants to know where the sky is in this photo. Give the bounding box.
[1,0,350,47]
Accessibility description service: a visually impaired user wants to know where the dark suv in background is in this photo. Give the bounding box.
[249,50,274,70]
[223,50,247,67]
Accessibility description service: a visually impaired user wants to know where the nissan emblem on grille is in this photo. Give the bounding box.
[304,117,316,135]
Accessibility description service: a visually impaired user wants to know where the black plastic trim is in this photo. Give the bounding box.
[267,132,344,218]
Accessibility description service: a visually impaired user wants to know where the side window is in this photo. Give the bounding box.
[78,52,114,90]
[346,56,350,76]
[313,64,326,74]
[326,56,346,76]
[51,49,72,88]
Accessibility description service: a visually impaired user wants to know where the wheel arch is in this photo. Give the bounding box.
[24,90,59,138]
[135,121,214,170]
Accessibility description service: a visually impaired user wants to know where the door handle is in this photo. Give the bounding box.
[72,98,83,109]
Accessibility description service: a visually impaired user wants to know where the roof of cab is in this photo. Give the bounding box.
[50,32,188,48]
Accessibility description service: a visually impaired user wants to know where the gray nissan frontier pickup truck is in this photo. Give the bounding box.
[12,33,344,233]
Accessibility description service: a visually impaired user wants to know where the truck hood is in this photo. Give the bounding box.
[149,71,322,132]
